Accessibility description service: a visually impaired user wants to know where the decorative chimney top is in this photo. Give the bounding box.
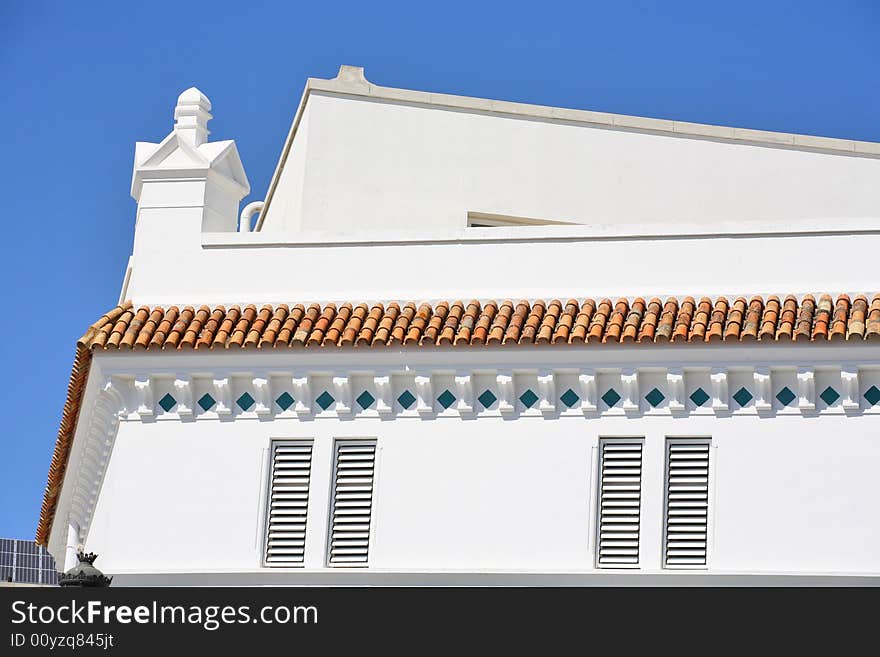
[58,551,112,587]
[174,86,212,146]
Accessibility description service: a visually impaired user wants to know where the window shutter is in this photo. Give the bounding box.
[329,441,377,566]
[264,441,313,566]
[664,440,711,567]
[596,440,643,567]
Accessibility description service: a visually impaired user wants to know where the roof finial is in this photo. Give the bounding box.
[174,87,212,147]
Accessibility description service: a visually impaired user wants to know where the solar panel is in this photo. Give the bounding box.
[0,538,58,585]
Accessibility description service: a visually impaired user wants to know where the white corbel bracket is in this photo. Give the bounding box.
[797,367,816,412]
[666,368,685,413]
[496,372,515,416]
[374,375,394,417]
[710,368,729,413]
[134,376,154,419]
[578,370,598,415]
[841,366,860,411]
[292,375,312,418]
[333,375,352,416]
[415,374,434,418]
[753,367,772,414]
[455,372,474,415]
[212,377,233,417]
[538,371,556,417]
[621,369,639,414]
[253,377,272,418]
[174,376,194,419]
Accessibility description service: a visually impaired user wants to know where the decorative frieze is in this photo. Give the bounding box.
[105,365,880,423]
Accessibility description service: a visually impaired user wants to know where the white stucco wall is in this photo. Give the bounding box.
[85,409,880,578]
[262,91,880,235]
[70,346,880,583]
[127,229,880,307]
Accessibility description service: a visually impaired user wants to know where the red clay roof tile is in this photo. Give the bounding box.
[88,294,879,350]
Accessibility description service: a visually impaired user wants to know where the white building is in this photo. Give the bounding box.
[38,66,880,585]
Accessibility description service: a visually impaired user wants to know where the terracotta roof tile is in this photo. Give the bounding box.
[655,297,677,342]
[794,295,815,341]
[849,296,868,340]
[759,296,780,340]
[868,296,880,341]
[830,295,849,341]
[622,297,645,343]
[603,298,627,344]
[741,296,762,341]
[66,295,880,352]
[636,298,661,343]
[722,297,746,342]
[672,297,694,342]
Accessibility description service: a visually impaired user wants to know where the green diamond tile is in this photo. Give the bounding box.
[275,392,295,411]
[819,386,840,406]
[864,385,880,406]
[197,393,216,412]
[560,388,580,408]
[437,389,456,409]
[356,390,375,409]
[519,389,539,408]
[477,389,497,409]
[732,387,753,407]
[316,390,335,410]
[775,386,796,406]
[236,392,255,411]
[397,390,416,409]
[645,387,665,407]
[601,388,621,408]
[690,387,710,407]
[158,393,176,412]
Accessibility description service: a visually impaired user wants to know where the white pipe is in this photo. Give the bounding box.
[239,201,264,232]
[64,519,80,572]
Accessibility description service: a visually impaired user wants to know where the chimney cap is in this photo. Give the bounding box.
[177,86,212,111]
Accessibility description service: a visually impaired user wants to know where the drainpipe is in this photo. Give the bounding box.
[239,201,264,232]
[64,520,80,572]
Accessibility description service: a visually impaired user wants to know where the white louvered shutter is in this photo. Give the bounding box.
[596,441,643,567]
[264,442,313,566]
[664,441,711,567]
[329,441,377,566]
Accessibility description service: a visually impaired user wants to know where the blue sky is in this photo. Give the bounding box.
[1,1,877,540]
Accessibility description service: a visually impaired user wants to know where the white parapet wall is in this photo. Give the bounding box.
[261,86,880,237]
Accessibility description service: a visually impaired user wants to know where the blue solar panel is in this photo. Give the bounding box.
[0,538,59,585]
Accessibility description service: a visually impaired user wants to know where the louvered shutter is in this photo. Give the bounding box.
[664,440,711,567]
[329,441,377,566]
[264,442,313,566]
[596,441,643,567]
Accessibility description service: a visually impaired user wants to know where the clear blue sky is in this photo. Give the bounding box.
[1,1,877,540]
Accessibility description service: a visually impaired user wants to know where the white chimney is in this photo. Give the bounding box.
[125,88,250,301]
